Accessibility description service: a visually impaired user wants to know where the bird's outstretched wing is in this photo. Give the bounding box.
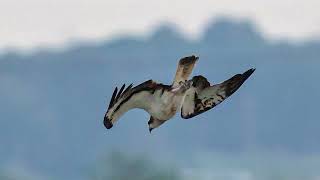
[181,68,255,119]
[172,55,198,88]
[104,80,171,129]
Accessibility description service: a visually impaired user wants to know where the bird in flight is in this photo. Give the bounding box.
[104,55,255,132]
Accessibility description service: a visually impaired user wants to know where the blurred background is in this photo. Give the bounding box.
[1,0,320,179]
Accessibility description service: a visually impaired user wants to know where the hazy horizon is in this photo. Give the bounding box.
[1,16,320,56]
[1,0,320,50]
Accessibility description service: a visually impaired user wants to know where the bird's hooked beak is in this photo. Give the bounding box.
[149,128,154,133]
[104,116,113,129]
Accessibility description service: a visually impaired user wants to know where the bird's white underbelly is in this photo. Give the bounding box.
[149,90,184,120]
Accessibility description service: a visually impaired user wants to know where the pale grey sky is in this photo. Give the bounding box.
[1,0,320,50]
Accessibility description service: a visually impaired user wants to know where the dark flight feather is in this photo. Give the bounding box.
[122,83,133,97]
[115,84,126,102]
[108,87,118,110]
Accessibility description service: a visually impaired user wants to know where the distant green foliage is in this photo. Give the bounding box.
[0,173,19,180]
[90,152,181,180]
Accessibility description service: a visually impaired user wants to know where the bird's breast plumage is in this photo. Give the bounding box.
[148,88,185,121]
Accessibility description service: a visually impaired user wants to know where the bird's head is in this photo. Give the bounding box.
[103,84,133,129]
[148,117,165,133]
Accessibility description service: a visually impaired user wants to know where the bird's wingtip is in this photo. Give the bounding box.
[243,68,256,77]
[104,117,113,129]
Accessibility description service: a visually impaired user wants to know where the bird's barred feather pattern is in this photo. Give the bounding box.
[181,68,255,119]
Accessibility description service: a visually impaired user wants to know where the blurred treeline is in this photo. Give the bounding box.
[90,152,181,180]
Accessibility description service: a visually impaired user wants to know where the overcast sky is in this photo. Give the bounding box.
[1,0,320,50]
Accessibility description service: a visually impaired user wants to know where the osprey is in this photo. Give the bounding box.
[104,55,255,132]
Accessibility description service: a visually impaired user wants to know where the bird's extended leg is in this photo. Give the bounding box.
[171,80,192,94]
